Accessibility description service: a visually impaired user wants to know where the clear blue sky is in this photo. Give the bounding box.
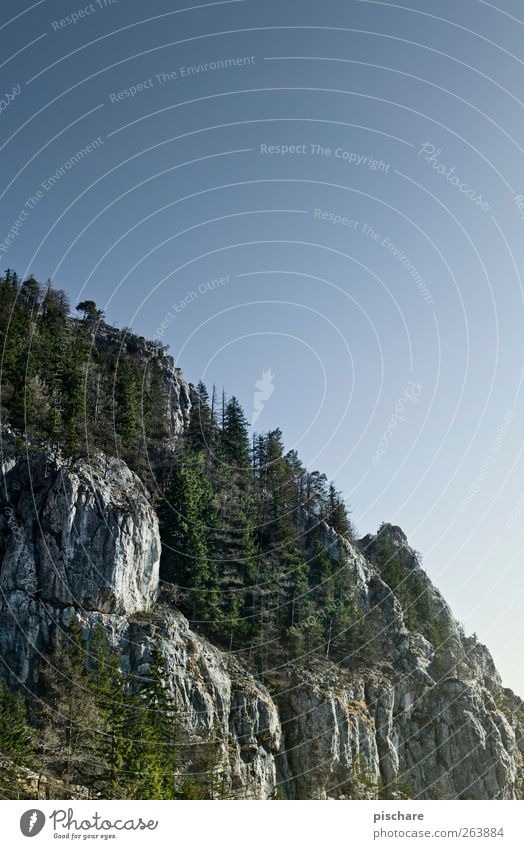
[2,0,524,695]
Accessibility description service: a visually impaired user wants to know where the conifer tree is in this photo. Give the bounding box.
[222,396,250,470]
[328,484,353,539]
[113,357,141,452]
[0,682,35,798]
[126,647,178,799]
[186,381,214,455]
[89,626,134,798]
[38,618,104,795]
[76,300,104,322]
[160,451,221,626]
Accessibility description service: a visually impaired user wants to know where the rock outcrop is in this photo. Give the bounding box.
[0,451,160,616]
[0,446,522,800]
[93,322,193,440]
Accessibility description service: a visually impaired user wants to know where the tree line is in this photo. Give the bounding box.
[0,271,411,797]
[1,271,369,669]
[0,269,171,475]
[159,381,378,671]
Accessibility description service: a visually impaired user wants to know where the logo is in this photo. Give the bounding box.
[252,368,275,426]
[20,810,46,837]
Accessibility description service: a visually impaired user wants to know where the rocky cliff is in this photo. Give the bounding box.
[94,323,194,439]
[1,444,522,800]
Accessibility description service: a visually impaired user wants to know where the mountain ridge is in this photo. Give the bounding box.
[0,271,522,799]
[1,437,522,799]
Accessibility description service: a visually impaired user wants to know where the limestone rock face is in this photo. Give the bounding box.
[146,344,193,440]
[0,451,160,616]
[78,608,286,800]
[0,449,522,800]
[94,323,193,440]
[274,663,380,799]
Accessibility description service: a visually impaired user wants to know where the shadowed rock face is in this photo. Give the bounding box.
[0,448,522,800]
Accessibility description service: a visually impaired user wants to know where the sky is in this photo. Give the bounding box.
[1,0,524,695]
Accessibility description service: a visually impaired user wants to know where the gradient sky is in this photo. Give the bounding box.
[2,0,524,695]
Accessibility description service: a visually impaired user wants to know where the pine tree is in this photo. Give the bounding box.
[76,300,104,322]
[113,357,141,453]
[89,626,134,798]
[19,276,41,314]
[309,540,335,607]
[285,449,306,511]
[221,396,250,470]
[160,451,221,626]
[142,359,170,444]
[305,470,328,519]
[38,618,104,795]
[328,484,353,538]
[0,682,35,799]
[186,381,214,455]
[126,647,178,799]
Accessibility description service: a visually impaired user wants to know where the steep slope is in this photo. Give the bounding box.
[0,443,522,800]
[0,273,522,799]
